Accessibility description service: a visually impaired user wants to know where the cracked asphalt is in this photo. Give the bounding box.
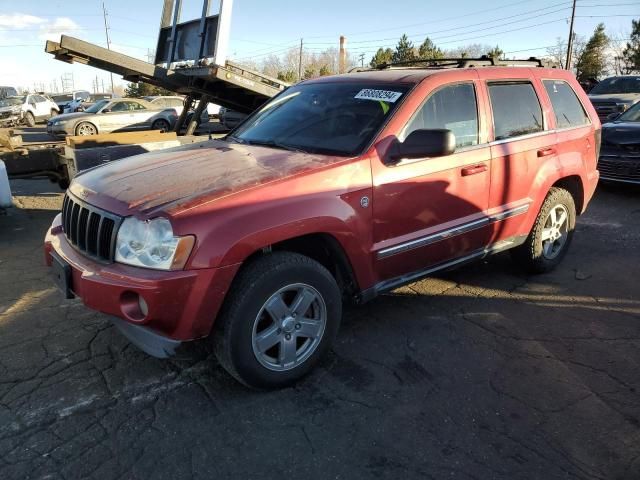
[1,179,639,480]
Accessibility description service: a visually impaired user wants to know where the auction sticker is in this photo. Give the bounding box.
[355,89,403,103]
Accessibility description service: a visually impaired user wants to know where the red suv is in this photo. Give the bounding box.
[45,60,600,388]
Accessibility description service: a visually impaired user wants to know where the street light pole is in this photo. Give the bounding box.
[565,0,577,71]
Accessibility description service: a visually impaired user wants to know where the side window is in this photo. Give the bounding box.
[109,102,127,112]
[153,99,167,108]
[129,101,147,110]
[488,82,543,141]
[404,83,479,149]
[33,95,46,103]
[543,80,589,129]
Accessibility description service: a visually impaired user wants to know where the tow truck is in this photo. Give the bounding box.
[1,0,288,207]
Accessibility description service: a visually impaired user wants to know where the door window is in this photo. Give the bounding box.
[403,83,479,149]
[111,101,147,112]
[543,80,589,129]
[488,82,543,141]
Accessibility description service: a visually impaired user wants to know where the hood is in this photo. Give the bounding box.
[69,140,343,216]
[602,122,640,146]
[49,111,93,123]
[0,105,20,114]
[589,93,640,104]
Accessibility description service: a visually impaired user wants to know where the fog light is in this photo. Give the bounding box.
[120,291,148,322]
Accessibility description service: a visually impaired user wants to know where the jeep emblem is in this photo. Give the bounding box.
[360,196,369,208]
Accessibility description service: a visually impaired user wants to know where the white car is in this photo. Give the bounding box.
[145,96,219,124]
[1,94,60,127]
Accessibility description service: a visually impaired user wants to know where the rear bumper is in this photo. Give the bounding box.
[44,213,240,345]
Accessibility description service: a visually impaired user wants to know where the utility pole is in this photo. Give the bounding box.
[102,2,116,94]
[339,36,346,74]
[298,38,303,82]
[358,53,365,68]
[565,0,577,71]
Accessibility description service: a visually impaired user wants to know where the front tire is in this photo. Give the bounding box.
[511,187,576,273]
[214,252,342,389]
[23,112,35,127]
[75,122,97,136]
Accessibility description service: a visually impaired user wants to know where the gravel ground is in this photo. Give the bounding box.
[0,179,639,480]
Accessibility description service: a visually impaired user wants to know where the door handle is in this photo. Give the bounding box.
[537,148,556,158]
[461,164,488,176]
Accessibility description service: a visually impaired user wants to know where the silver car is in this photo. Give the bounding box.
[47,98,178,137]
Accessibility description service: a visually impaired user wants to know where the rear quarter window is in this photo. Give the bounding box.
[543,80,590,129]
[488,82,544,141]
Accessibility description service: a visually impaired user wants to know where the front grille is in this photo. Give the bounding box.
[0,111,10,119]
[61,193,122,262]
[591,101,618,119]
[598,157,640,182]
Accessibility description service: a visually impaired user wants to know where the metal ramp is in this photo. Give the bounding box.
[45,35,287,114]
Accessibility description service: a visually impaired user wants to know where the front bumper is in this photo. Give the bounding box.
[46,123,71,136]
[598,154,640,184]
[44,213,240,354]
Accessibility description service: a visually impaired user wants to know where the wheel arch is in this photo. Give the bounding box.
[551,175,585,215]
[240,232,361,301]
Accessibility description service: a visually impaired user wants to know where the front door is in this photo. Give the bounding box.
[371,80,492,283]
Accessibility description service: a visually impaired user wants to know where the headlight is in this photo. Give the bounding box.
[53,119,67,125]
[115,217,195,270]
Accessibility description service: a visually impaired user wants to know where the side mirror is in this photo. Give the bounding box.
[387,129,456,163]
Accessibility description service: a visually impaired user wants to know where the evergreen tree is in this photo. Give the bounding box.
[622,19,640,73]
[392,34,416,63]
[487,45,504,60]
[576,23,609,81]
[124,82,173,98]
[418,37,443,59]
[319,65,332,76]
[370,47,394,68]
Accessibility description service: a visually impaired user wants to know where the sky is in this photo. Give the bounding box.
[0,0,637,92]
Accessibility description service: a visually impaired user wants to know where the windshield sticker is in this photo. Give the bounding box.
[355,89,403,103]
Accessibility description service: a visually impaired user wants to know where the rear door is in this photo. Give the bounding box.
[480,71,558,244]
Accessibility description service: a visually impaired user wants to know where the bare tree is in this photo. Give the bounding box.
[609,30,633,74]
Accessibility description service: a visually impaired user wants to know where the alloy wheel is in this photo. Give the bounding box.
[541,204,569,259]
[251,283,327,372]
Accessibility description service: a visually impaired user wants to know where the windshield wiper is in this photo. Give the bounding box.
[242,139,306,153]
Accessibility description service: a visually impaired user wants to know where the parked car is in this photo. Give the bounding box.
[0,94,59,127]
[0,86,18,99]
[218,107,247,130]
[45,65,600,388]
[0,96,23,127]
[598,100,640,185]
[46,98,178,137]
[144,95,208,125]
[50,90,91,113]
[588,75,640,121]
[65,93,113,113]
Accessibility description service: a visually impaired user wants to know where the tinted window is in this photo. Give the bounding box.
[233,82,410,156]
[403,83,478,148]
[33,95,46,103]
[543,80,589,129]
[489,82,543,141]
[589,77,640,95]
[111,101,146,112]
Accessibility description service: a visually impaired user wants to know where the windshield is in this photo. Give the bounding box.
[617,102,640,122]
[232,82,410,156]
[84,99,109,113]
[0,96,24,107]
[590,77,640,95]
[51,94,73,103]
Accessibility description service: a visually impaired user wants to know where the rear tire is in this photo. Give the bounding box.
[23,112,35,127]
[214,252,342,389]
[511,187,576,273]
[152,119,171,131]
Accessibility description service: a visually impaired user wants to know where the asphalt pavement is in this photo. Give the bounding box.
[0,179,639,480]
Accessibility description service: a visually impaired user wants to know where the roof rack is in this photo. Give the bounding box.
[368,56,559,70]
